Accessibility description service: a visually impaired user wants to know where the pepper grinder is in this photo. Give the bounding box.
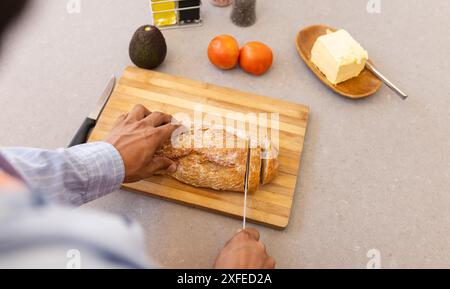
[231,0,256,27]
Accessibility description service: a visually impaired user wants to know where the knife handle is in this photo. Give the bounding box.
[68,118,96,147]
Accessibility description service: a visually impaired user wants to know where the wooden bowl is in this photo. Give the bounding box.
[296,24,382,99]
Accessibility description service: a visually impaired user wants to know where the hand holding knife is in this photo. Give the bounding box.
[68,76,116,147]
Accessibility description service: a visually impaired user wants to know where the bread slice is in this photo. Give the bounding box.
[156,127,261,193]
[260,138,279,185]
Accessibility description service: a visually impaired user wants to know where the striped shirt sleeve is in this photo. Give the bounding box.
[0,142,125,206]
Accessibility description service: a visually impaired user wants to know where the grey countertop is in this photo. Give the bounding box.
[1,0,450,268]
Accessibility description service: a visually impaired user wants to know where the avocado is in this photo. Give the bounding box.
[129,25,167,69]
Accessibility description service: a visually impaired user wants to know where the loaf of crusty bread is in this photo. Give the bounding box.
[156,126,278,193]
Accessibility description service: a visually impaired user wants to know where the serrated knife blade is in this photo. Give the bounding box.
[242,143,252,229]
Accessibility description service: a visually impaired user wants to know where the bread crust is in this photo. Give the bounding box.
[156,127,261,193]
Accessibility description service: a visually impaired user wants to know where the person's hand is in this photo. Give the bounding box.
[104,104,179,183]
[214,228,275,269]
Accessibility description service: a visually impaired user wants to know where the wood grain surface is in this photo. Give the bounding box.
[88,66,309,229]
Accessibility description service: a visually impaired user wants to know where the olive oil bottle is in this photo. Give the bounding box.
[151,0,177,27]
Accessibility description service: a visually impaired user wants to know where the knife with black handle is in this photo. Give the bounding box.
[68,76,116,147]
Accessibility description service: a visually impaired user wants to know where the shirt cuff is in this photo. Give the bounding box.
[67,142,125,203]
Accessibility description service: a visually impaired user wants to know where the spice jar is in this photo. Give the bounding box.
[151,0,177,27]
[210,0,233,7]
[179,0,201,23]
[231,0,256,27]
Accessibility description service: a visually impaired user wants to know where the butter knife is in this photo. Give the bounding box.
[365,62,408,100]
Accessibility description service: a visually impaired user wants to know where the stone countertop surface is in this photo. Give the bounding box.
[1,0,449,268]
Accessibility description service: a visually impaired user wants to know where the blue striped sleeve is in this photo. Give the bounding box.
[0,142,125,206]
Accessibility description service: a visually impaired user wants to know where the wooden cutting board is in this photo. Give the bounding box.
[88,66,309,229]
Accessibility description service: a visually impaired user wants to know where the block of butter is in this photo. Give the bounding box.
[311,29,369,85]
